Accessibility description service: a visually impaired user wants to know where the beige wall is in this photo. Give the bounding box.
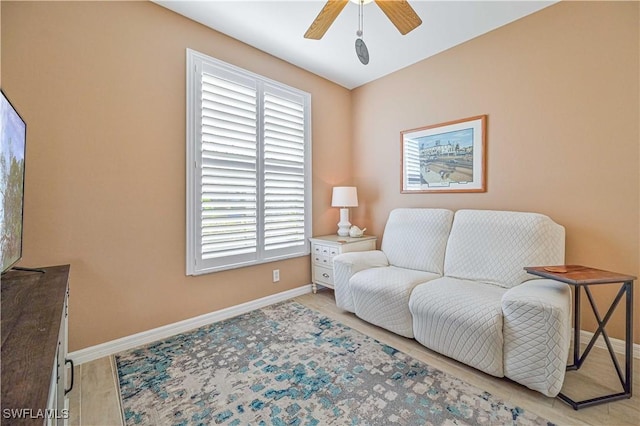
[2,1,639,350]
[2,1,352,351]
[351,1,639,343]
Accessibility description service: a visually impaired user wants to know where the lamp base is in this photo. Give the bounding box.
[337,208,351,237]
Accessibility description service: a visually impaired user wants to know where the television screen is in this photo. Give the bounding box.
[0,90,26,273]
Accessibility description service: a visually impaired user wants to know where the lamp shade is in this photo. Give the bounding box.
[331,186,358,207]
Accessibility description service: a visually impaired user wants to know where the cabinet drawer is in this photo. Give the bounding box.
[313,265,334,286]
[314,244,331,256]
[312,254,332,266]
[312,243,339,260]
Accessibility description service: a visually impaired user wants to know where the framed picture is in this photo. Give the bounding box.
[401,115,487,193]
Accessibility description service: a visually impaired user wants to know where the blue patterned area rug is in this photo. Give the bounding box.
[116,301,553,425]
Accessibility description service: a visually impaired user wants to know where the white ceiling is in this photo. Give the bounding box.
[154,0,556,89]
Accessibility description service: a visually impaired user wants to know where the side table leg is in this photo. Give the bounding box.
[312,282,317,294]
[625,280,633,395]
[571,285,581,368]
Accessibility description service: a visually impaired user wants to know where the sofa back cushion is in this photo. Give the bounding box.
[381,208,454,273]
[444,210,565,288]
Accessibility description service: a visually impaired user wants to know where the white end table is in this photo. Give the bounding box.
[309,235,377,293]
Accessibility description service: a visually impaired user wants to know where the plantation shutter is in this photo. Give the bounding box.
[187,49,312,275]
[200,72,258,264]
[263,87,307,254]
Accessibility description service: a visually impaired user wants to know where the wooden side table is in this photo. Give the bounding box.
[309,235,377,293]
[525,265,635,410]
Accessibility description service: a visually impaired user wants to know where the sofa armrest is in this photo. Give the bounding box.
[502,279,571,397]
[333,250,389,313]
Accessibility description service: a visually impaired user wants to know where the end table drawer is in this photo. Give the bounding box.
[313,254,332,266]
[314,244,336,257]
[313,265,333,286]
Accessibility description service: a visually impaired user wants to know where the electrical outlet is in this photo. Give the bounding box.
[272,269,280,283]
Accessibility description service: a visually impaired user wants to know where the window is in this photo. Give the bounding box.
[186,49,312,275]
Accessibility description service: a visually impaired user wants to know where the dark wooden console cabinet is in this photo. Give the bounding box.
[1,265,70,425]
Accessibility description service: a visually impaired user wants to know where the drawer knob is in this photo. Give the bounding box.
[322,273,330,278]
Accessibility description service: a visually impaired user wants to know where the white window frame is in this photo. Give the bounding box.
[186,49,312,275]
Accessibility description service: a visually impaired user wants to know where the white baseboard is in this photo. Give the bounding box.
[68,284,313,365]
[579,329,640,359]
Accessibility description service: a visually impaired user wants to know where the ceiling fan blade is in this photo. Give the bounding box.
[304,0,349,40]
[375,0,422,35]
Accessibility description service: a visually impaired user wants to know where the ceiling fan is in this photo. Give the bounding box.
[304,0,422,65]
[304,0,422,40]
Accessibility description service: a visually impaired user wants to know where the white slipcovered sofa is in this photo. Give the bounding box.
[333,208,571,397]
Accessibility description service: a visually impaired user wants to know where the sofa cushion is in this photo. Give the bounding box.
[381,208,454,274]
[409,277,507,377]
[351,266,440,338]
[444,210,565,288]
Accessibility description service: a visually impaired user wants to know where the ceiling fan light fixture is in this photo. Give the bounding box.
[304,0,422,40]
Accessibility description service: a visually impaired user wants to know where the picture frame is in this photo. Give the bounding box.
[401,115,487,193]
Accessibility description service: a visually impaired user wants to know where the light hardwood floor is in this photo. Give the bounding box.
[68,290,639,425]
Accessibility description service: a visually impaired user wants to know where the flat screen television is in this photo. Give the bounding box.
[0,89,27,273]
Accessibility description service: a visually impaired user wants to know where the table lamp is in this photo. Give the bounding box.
[331,186,358,237]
